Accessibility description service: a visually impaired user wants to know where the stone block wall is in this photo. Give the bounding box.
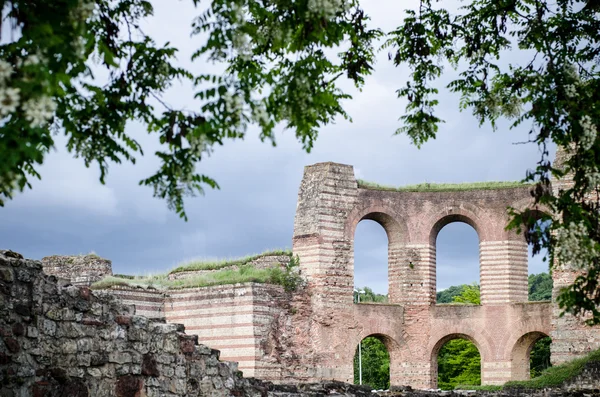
[42,254,112,286]
[0,250,393,396]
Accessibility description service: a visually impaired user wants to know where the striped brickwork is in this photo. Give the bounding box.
[289,161,576,388]
[108,287,166,319]
[479,240,529,305]
[292,163,358,311]
[390,244,436,305]
[76,154,600,390]
[164,283,288,379]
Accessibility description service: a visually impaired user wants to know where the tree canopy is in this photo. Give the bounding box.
[386,0,600,323]
[0,0,380,220]
[1,0,600,321]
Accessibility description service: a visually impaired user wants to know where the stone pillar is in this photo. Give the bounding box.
[390,243,435,305]
[479,239,528,305]
[292,162,359,381]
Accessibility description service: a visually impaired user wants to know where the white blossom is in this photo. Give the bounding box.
[586,172,600,191]
[580,115,597,150]
[565,84,577,98]
[555,221,598,270]
[188,135,212,158]
[252,103,269,125]
[0,60,13,82]
[0,87,20,116]
[24,55,41,67]
[232,32,252,60]
[223,91,243,120]
[307,0,348,18]
[80,1,95,20]
[22,96,57,127]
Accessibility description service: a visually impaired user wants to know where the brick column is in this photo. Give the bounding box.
[292,162,359,381]
[390,243,435,305]
[479,239,528,305]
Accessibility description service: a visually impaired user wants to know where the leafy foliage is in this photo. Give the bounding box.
[529,273,553,301]
[437,284,481,390]
[438,339,481,390]
[0,0,381,220]
[505,347,600,389]
[354,286,388,303]
[530,336,552,378]
[437,284,469,303]
[353,336,390,390]
[386,0,600,322]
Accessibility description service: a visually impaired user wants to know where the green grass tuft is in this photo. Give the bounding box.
[91,251,302,291]
[169,249,292,274]
[455,348,600,391]
[503,348,600,389]
[357,179,531,192]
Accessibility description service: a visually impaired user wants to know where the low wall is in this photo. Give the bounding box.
[42,254,112,286]
[108,287,166,320]
[164,282,290,380]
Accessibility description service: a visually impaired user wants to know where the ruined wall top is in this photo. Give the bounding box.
[41,253,112,286]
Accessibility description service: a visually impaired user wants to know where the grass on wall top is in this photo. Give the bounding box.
[91,266,288,291]
[168,249,292,274]
[455,347,600,391]
[357,179,531,193]
[90,249,294,291]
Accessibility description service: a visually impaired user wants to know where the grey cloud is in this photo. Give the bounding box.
[0,0,554,295]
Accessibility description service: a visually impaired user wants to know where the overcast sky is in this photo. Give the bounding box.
[0,0,552,295]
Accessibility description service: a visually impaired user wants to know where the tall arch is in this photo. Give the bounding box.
[354,219,389,297]
[428,212,481,305]
[510,331,551,380]
[345,207,406,304]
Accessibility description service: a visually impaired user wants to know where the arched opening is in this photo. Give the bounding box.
[433,218,480,304]
[354,215,390,301]
[511,331,552,380]
[432,334,482,390]
[523,210,553,302]
[353,335,391,390]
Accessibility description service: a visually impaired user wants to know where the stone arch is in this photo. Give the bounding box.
[346,205,407,300]
[345,205,406,244]
[509,331,551,380]
[351,332,403,388]
[430,332,484,389]
[428,210,482,302]
[428,205,485,246]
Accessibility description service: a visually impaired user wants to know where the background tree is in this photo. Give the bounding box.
[385,0,600,322]
[354,286,388,303]
[0,0,381,219]
[529,272,553,301]
[353,336,390,390]
[437,284,481,390]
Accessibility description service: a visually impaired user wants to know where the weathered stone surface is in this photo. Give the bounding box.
[0,250,386,396]
[41,254,112,286]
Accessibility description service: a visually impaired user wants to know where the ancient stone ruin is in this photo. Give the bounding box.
[3,156,600,395]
